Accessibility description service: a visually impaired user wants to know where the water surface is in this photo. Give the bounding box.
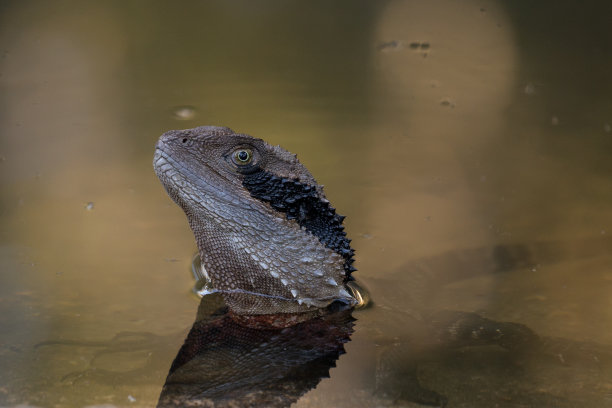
[1,1,612,407]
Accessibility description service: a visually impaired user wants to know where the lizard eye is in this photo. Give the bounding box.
[232,148,253,165]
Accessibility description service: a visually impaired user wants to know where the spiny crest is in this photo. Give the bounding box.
[269,144,299,164]
[242,170,356,281]
[260,143,321,189]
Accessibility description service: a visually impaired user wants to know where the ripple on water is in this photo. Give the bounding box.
[191,253,216,297]
[190,253,372,308]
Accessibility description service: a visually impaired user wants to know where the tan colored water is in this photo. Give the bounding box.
[1,1,611,406]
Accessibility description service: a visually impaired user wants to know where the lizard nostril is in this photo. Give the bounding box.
[182,138,188,143]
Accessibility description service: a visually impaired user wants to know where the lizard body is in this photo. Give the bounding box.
[154,126,357,318]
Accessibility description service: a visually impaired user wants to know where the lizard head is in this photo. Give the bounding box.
[154,126,357,315]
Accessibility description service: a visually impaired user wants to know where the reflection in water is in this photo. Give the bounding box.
[157,295,354,407]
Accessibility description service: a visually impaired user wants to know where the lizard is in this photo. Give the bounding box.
[153,125,361,326]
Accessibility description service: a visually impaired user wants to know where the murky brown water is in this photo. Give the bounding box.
[1,1,612,407]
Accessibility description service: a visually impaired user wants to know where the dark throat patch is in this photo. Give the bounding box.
[242,170,356,280]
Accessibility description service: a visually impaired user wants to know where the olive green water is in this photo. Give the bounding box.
[1,1,612,407]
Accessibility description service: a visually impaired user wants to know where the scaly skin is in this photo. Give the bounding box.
[154,126,357,316]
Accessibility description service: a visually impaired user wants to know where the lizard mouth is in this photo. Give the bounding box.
[153,147,255,212]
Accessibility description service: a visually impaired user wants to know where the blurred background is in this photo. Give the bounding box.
[1,0,611,406]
